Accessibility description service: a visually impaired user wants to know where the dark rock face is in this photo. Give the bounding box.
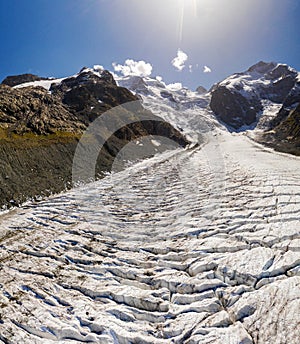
[261,70,300,155]
[275,104,300,141]
[196,86,207,94]
[1,73,47,87]
[259,64,298,104]
[282,83,300,108]
[262,103,300,155]
[210,61,299,129]
[210,86,261,128]
[247,61,277,74]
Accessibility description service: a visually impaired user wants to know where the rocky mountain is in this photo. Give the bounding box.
[111,63,300,157]
[208,61,300,154]
[0,68,188,208]
[210,61,300,128]
[196,85,207,94]
[0,60,299,209]
[50,68,138,125]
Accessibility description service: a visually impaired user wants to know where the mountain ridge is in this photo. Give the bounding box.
[0,60,299,208]
[0,68,188,208]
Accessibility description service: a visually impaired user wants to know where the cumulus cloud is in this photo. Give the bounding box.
[93,65,104,71]
[171,49,188,71]
[166,82,183,91]
[203,65,212,73]
[112,59,152,77]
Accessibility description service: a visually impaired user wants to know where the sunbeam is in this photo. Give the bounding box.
[193,0,198,17]
[178,0,185,43]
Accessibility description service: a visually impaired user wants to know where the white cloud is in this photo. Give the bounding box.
[189,65,193,73]
[112,59,152,77]
[166,82,183,91]
[203,65,212,73]
[171,49,188,71]
[93,65,104,71]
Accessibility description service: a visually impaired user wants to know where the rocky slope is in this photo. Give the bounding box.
[0,68,188,208]
[258,103,300,155]
[0,84,84,135]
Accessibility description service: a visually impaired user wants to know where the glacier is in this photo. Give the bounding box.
[0,72,299,343]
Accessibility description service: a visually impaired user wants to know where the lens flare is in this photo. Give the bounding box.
[178,0,184,43]
[178,0,199,43]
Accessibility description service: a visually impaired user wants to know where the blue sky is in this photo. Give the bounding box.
[1,0,300,90]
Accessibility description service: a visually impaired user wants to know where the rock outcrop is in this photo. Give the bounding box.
[262,103,300,155]
[275,103,300,141]
[50,69,138,125]
[210,85,261,128]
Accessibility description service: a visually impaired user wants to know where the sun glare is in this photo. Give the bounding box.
[178,0,199,43]
[111,0,276,55]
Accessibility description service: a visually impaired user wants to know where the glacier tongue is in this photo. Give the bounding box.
[0,72,300,343]
[0,118,299,343]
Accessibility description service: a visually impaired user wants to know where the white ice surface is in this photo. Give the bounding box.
[13,78,66,91]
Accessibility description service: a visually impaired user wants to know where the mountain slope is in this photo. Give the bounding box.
[0,84,84,135]
[0,68,188,208]
[210,61,300,129]
[207,61,300,155]
[261,102,300,155]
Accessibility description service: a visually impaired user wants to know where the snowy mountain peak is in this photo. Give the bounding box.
[78,66,103,78]
[247,60,278,74]
[210,61,300,130]
[247,61,298,79]
[10,66,110,91]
